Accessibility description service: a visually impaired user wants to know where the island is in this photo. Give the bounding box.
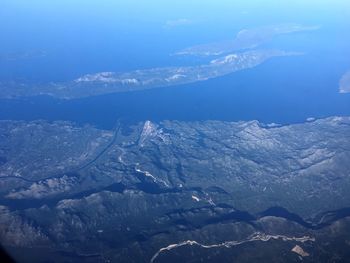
[0,23,318,100]
[0,49,299,99]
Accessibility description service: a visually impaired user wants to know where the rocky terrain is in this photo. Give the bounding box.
[0,116,350,262]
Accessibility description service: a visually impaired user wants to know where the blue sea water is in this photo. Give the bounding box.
[1,52,350,129]
[0,0,350,129]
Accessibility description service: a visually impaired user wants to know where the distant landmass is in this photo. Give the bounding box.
[174,24,319,57]
[339,70,350,93]
[0,50,47,62]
